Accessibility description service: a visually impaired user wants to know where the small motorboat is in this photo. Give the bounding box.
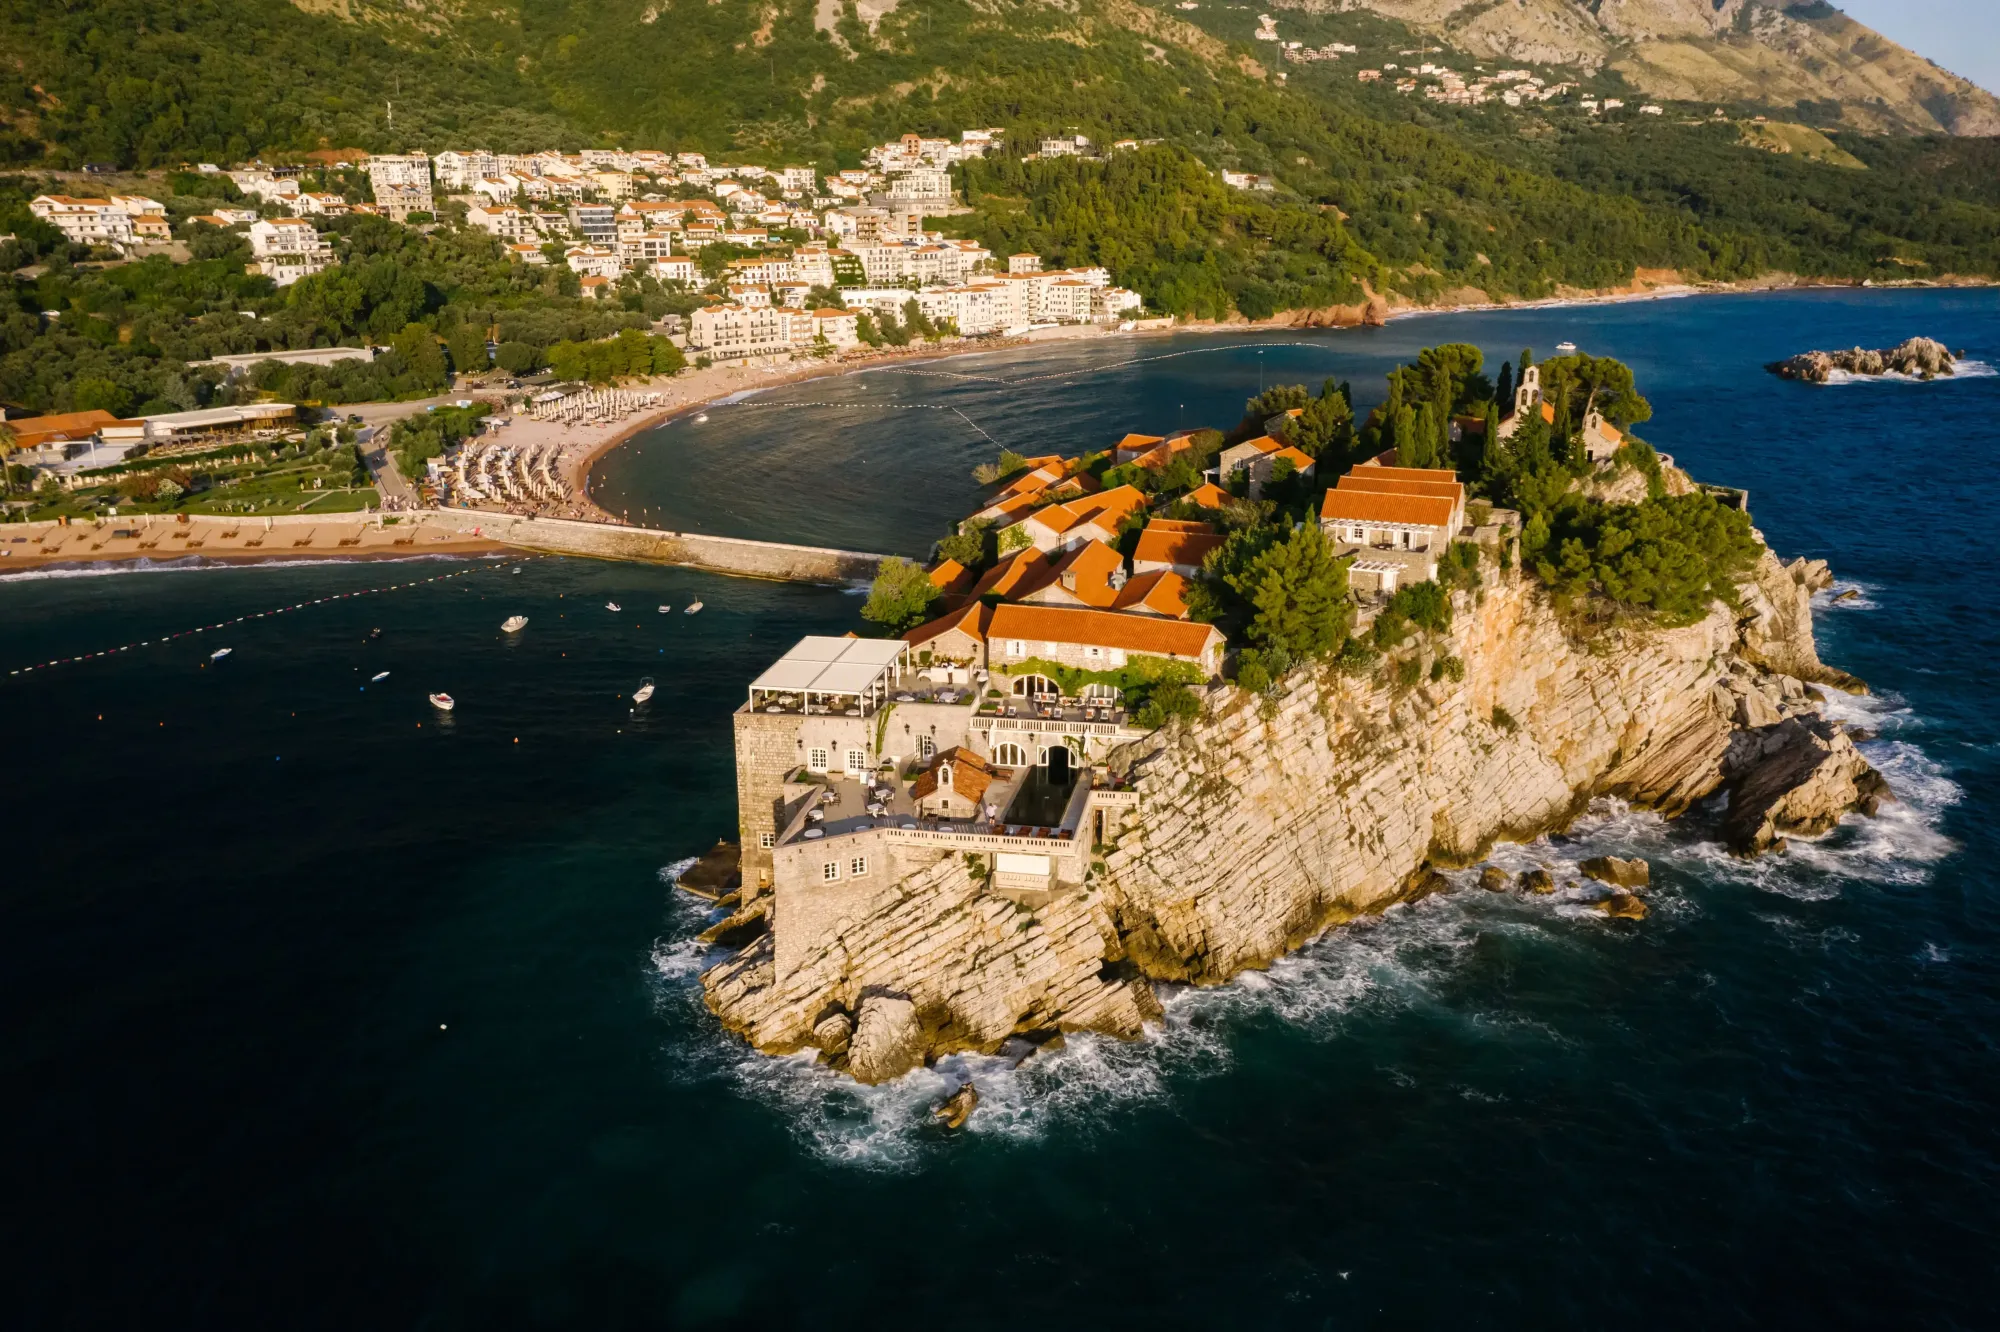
[429,693,455,712]
[657,605,672,614]
[210,647,232,661]
[605,601,622,612]
[632,677,655,705]
[368,628,382,641]
[683,601,703,615]
[512,566,522,574]
[1555,340,1578,355]
[501,615,528,633]
[693,413,709,424]
[371,671,390,682]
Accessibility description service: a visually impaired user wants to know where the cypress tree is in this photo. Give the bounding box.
[1495,360,1514,409]
[1394,405,1419,467]
[1480,402,1500,482]
[1519,348,1534,373]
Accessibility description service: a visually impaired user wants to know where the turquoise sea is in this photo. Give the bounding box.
[6,289,1999,1328]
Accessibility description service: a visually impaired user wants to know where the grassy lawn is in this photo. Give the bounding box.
[8,436,382,524]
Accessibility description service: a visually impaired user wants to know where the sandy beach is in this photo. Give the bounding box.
[0,512,508,575]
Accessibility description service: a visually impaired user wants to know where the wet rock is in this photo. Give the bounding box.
[1766,337,1956,383]
[934,1082,979,1130]
[847,993,923,1084]
[1832,589,1860,603]
[811,1009,853,1056]
[675,840,743,900]
[1408,867,1455,901]
[698,900,768,948]
[1722,717,1892,857]
[996,1030,1065,1068]
[1478,866,1512,892]
[1580,855,1651,890]
[1789,558,1834,593]
[1593,891,1649,921]
[1519,868,1556,894]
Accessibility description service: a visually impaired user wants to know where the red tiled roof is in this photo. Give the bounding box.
[1337,473,1463,503]
[1268,445,1316,472]
[987,604,1221,661]
[971,547,1055,600]
[1026,484,1146,537]
[1184,482,1231,508]
[1133,519,1225,570]
[1319,489,1456,528]
[1025,539,1125,609]
[904,601,990,648]
[910,746,997,804]
[927,559,976,594]
[1354,463,1459,483]
[1112,569,1190,619]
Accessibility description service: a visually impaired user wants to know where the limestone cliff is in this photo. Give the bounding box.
[703,558,1881,1082]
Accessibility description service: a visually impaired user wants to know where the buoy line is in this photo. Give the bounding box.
[878,340,1342,387]
[6,556,544,679]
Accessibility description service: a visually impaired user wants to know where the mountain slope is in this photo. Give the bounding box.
[1296,0,2000,135]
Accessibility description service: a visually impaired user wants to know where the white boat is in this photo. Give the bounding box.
[683,601,703,615]
[429,692,455,711]
[511,566,522,574]
[693,413,709,423]
[501,615,528,633]
[1555,341,1578,355]
[657,605,671,614]
[605,601,622,612]
[210,647,232,661]
[371,671,390,682]
[632,677,655,704]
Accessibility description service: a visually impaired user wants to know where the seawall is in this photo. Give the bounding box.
[424,510,891,584]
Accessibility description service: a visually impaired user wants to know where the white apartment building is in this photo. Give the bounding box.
[649,256,697,285]
[434,150,500,190]
[28,196,137,249]
[289,192,350,218]
[779,166,817,193]
[564,244,624,279]
[466,204,540,243]
[689,304,801,360]
[884,168,952,202]
[247,218,336,286]
[227,169,300,204]
[108,195,170,242]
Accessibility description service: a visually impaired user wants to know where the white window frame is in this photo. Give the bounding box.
[758,831,775,849]
[917,735,936,760]
[822,861,841,882]
[849,856,868,876]
[1007,639,1025,658]
[807,747,829,772]
[846,748,867,773]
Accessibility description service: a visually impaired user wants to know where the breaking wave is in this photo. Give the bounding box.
[1819,358,1995,385]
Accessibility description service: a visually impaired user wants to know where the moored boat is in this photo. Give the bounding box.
[371,671,390,682]
[633,677,655,704]
[429,692,455,711]
[605,601,622,612]
[210,647,232,661]
[501,615,528,633]
[683,601,703,615]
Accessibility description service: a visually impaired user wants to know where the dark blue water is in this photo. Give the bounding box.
[6,290,1999,1328]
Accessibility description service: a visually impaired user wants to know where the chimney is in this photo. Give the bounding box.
[1061,571,1076,591]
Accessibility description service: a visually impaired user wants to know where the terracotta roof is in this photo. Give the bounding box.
[1336,473,1463,503]
[1114,433,1165,456]
[1319,489,1457,528]
[1133,519,1225,570]
[5,409,122,445]
[1354,464,1459,483]
[904,601,990,649]
[1111,569,1190,619]
[1268,445,1316,472]
[1231,434,1283,456]
[1025,484,1145,537]
[974,490,1051,525]
[987,604,1221,661]
[927,558,976,594]
[1022,539,1125,608]
[1184,482,1231,508]
[971,546,1055,600]
[910,746,997,804]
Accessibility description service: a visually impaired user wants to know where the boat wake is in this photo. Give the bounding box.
[645,688,1959,1168]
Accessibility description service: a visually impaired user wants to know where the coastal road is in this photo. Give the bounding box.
[355,427,416,507]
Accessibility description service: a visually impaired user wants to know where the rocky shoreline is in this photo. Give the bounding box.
[1766,336,1962,383]
[697,507,1888,1100]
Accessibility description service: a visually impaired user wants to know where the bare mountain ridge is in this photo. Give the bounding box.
[1279,0,2000,135]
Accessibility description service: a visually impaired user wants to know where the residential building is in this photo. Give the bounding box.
[1011,484,1148,553]
[1221,170,1276,191]
[564,244,624,279]
[1131,519,1225,577]
[366,153,433,218]
[467,204,540,243]
[649,255,698,285]
[578,275,613,301]
[983,604,1224,677]
[28,196,136,249]
[289,192,350,218]
[568,204,617,246]
[434,150,501,190]
[108,196,170,242]
[246,218,336,286]
[506,243,549,265]
[689,303,803,360]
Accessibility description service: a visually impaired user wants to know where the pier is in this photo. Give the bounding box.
[423,510,891,585]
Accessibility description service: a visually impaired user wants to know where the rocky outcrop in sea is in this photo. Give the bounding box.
[1766,337,1959,382]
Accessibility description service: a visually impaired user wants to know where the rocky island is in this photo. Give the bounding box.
[696,346,1888,1096]
[1766,336,1961,382]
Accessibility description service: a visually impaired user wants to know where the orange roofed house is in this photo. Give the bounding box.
[1214,434,1316,498]
[905,602,1223,679]
[1132,518,1225,577]
[1009,484,1147,554]
[1319,464,1463,596]
[910,747,998,819]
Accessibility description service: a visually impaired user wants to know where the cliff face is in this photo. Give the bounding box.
[704,557,1880,1082]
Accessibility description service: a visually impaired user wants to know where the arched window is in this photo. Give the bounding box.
[1011,674,1056,698]
[1081,683,1122,702]
[993,742,1028,767]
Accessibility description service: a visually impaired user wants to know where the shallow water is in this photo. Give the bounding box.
[6,289,2000,1328]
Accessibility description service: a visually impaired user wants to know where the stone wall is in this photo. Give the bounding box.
[425,510,888,584]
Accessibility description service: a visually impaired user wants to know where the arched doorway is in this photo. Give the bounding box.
[1011,674,1057,699]
[1043,744,1073,783]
